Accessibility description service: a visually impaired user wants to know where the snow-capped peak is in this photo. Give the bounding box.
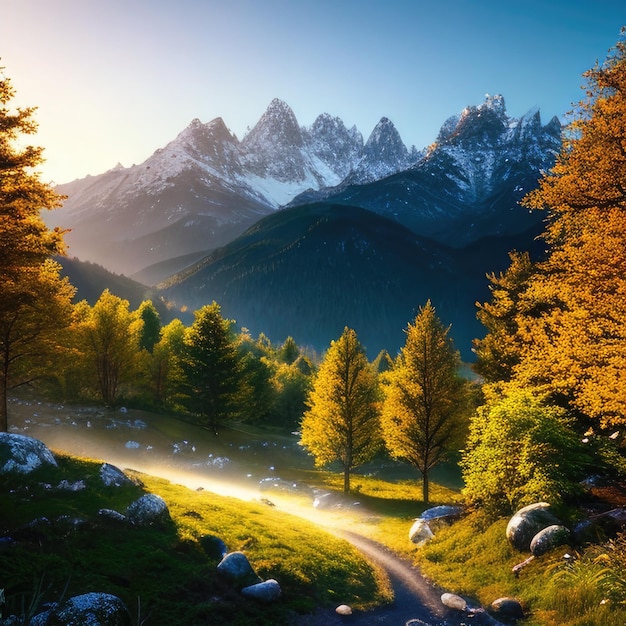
[347,116,412,183]
[243,98,303,149]
[482,93,506,115]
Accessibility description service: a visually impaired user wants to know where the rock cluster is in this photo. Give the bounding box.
[437,496,626,623]
[216,550,282,602]
[440,591,525,623]
[506,502,563,552]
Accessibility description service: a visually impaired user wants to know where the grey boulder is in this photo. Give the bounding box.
[409,518,434,544]
[100,463,132,487]
[241,578,282,603]
[441,592,468,612]
[530,524,571,556]
[200,534,229,559]
[217,551,263,587]
[44,592,132,625]
[490,596,525,620]
[0,433,57,474]
[126,494,170,526]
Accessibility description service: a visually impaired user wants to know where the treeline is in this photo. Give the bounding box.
[53,292,315,429]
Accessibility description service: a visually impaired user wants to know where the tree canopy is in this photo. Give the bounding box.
[181,302,242,432]
[515,33,626,428]
[461,386,592,514]
[474,32,626,431]
[69,290,144,406]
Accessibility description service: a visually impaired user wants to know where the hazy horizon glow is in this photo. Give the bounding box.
[3,0,625,184]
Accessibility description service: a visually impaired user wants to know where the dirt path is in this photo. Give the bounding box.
[292,529,504,626]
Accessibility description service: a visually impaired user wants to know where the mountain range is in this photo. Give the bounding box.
[52,98,419,279]
[50,95,561,359]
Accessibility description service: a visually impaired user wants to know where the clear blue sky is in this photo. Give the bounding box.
[2,0,624,183]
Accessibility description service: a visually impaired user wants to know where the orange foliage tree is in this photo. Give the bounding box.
[477,31,626,430]
[0,67,70,431]
[519,31,626,429]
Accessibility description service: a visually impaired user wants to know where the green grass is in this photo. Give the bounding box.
[4,427,626,626]
[0,455,389,625]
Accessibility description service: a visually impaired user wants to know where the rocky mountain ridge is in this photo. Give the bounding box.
[50,99,415,276]
[289,94,561,247]
[45,94,562,357]
[155,95,561,358]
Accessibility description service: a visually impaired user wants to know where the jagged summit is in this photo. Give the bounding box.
[350,116,411,183]
[243,98,304,150]
[438,94,509,148]
[307,113,363,180]
[290,93,561,248]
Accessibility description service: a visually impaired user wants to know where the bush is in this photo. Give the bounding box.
[461,387,592,514]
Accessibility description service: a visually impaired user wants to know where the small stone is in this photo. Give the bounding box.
[335,604,352,615]
[441,592,467,611]
[490,596,525,619]
[98,508,128,524]
[241,579,282,603]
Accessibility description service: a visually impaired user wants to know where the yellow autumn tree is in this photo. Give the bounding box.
[381,301,471,504]
[515,30,626,428]
[69,290,144,406]
[300,327,382,493]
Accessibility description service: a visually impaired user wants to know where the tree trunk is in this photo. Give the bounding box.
[344,466,351,493]
[0,375,7,432]
[422,471,430,505]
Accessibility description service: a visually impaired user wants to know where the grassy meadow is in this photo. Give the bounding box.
[0,454,390,625]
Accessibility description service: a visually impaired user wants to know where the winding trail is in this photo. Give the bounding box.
[326,530,452,625]
[290,527,504,626]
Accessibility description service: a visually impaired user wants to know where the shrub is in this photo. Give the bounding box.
[461,386,592,514]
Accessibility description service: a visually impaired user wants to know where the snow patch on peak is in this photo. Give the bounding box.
[266,97,295,116]
[244,99,302,147]
[311,112,347,136]
[482,93,506,115]
[367,117,402,143]
[348,116,412,183]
